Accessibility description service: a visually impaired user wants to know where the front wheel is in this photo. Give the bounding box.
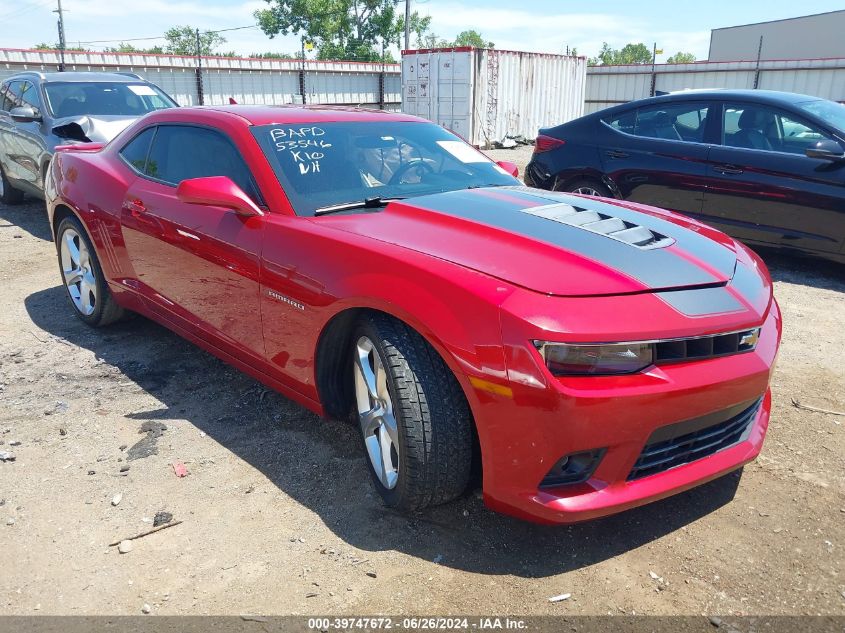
[56,216,126,327]
[352,314,473,511]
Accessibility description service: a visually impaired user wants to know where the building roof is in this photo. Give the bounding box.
[711,9,845,32]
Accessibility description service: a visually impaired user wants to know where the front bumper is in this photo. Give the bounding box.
[473,300,781,525]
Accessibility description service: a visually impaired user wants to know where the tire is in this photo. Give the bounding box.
[558,178,612,198]
[55,215,126,327]
[351,313,473,511]
[0,163,25,205]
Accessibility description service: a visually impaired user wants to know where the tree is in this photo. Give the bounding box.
[666,51,696,64]
[415,28,494,50]
[163,25,227,56]
[452,29,493,49]
[33,42,91,52]
[250,51,302,59]
[104,42,165,54]
[589,42,652,66]
[255,0,403,62]
[419,33,449,49]
[396,12,431,48]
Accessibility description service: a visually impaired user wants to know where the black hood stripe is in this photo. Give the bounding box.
[502,187,738,276]
[407,187,731,291]
[656,286,745,316]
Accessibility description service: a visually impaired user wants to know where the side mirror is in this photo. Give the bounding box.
[496,160,519,178]
[176,176,263,217]
[805,139,845,162]
[10,106,41,123]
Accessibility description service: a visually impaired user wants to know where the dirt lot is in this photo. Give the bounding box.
[1,152,844,616]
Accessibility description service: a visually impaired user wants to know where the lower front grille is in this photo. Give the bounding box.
[628,398,763,481]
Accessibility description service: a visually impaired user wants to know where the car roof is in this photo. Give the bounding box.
[10,71,148,84]
[195,104,429,125]
[606,89,823,113]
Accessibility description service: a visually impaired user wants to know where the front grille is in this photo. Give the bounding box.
[628,398,763,481]
[654,328,760,364]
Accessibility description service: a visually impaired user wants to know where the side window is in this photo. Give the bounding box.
[605,109,636,135]
[605,102,709,142]
[20,81,42,114]
[3,81,23,111]
[144,125,260,202]
[0,82,11,112]
[721,103,838,154]
[777,112,839,155]
[119,127,156,173]
[634,102,709,142]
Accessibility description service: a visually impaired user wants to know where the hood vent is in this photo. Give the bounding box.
[521,202,674,250]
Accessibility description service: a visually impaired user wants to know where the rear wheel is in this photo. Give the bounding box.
[56,215,126,327]
[559,178,611,198]
[352,314,473,511]
[0,163,25,205]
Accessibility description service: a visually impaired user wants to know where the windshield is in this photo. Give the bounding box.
[796,99,845,133]
[43,82,176,118]
[251,121,519,216]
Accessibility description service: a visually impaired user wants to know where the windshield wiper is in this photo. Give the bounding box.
[466,183,509,190]
[314,196,406,216]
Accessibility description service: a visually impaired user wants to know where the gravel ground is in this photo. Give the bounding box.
[1,171,844,616]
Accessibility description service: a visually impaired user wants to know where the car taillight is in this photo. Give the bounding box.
[534,134,565,153]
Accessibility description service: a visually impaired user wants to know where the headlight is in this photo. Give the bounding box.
[534,341,654,376]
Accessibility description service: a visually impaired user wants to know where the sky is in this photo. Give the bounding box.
[1,0,844,61]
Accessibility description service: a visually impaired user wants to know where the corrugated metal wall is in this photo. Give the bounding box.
[402,48,586,146]
[401,49,475,141]
[585,57,845,114]
[0,48,401,109]
[475,50,586,145]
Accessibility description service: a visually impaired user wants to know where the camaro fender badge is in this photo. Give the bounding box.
[267,290,306,311]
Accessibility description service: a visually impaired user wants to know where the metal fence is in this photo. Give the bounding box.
[0,48,401,110]
[7,47,845,136]
[585,57,845,115]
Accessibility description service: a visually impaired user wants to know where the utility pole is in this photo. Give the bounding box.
[753,35,764,89]
[299,35,306,105]
[650,42,657,96]
[404,0,410,51]
[195,28,204,105]
[53,0,66,72]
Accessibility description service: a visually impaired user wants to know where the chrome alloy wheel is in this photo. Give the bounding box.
[572,186,601,196]
[354,336,400,489]
[60,228,97,316]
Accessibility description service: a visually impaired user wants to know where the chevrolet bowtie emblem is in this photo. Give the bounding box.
[739,329,760,348]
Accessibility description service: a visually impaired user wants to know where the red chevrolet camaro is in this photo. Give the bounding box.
[46,105,781,524]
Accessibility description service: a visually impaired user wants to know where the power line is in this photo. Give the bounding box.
[0,0,54,22]
[73,24,260,46]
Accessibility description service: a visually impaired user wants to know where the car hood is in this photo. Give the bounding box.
[327,186,740,297]
[51,115,137,144]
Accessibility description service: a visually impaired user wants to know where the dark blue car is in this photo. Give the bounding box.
[525,89,845,263]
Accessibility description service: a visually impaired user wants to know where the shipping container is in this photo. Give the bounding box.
[401,47,586,147]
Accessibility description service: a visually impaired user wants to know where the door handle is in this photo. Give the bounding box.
[606,150,629,159]
[713,164,744,175]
